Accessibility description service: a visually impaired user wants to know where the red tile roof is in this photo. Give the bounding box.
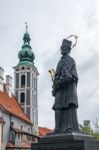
[39,127,53,137]
[0,90,32,124]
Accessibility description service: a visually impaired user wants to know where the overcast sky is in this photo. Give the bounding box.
[0,0,99,129]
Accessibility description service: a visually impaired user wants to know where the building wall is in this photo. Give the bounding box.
[11,116,32,132]
[11,116,32,146]
[0,108,32,150]
[2,112,11,150]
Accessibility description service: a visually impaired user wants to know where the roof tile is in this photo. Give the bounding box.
[0,90,32,124]
[39,127,53,137]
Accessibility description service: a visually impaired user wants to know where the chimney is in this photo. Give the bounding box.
[0,67,4,92]
[6,75,12,97]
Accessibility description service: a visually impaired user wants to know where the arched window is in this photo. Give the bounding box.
[21,75,25,87]
[20,92,25,104]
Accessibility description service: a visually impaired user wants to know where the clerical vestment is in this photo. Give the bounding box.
[53,54,78,110]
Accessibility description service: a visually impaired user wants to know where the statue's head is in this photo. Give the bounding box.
[61,39,72,55]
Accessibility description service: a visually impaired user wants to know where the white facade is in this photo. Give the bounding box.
[0,106,33,150]
[14,65,39,135]
[0,65,38,149]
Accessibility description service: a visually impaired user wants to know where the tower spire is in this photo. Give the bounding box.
[25,22,28,33]
[23,22,31,46]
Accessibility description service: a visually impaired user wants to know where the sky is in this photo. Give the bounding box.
[0,0,99,129]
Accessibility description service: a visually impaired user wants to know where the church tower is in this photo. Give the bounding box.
[13,24,39,134]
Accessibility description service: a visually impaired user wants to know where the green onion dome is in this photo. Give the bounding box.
[18,30,35,66]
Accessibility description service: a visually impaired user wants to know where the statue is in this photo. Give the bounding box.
[32,36,99,150]
[51,36,79,133]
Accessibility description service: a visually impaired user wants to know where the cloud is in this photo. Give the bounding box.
[0,0,99,129]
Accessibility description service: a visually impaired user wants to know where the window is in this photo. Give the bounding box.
[34,78,37,90]
[27,72,30,87]
[27,135,31,141]
[26,89,30,105]
[28,128,31,133]
[11,131,15,141]
[11,121,14,128]
[32,136,35,142]
[17,133,21,141]
[27,67,30,70]
[21,125,23,130]
[21,75,25,87]
[20,93,25,104]
[16,73,19,88]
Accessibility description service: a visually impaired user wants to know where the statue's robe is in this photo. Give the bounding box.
[52,54,79,132]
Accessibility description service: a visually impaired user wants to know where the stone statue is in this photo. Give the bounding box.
[32,37,99,150]
[52,38,79,133]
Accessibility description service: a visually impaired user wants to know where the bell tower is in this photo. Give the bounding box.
[13,24,39,134]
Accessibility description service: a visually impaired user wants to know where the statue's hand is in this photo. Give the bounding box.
[54,80,62,89]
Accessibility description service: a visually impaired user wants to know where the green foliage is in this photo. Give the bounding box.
[92,118,99,141]
[92,132,99,141]
[79,120,99,141]
[79,120,93,135]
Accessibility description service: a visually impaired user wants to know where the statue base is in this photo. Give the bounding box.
[31,132,99,150]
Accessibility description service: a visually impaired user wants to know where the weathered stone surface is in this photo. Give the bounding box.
[31,132,99,150]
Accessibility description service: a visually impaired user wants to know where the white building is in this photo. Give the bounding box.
[0,26,39,150]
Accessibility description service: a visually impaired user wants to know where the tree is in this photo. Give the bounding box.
[79,120,99,141]
[79,120,93,134]
[93,118,99,141]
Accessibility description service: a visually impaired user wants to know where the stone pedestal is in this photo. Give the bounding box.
[31,132,99,150]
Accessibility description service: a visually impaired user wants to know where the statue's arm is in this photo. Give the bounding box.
[52,75,72,96]
[52,64,78,96]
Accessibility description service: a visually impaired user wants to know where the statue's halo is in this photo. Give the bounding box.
[66,35,78,49]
